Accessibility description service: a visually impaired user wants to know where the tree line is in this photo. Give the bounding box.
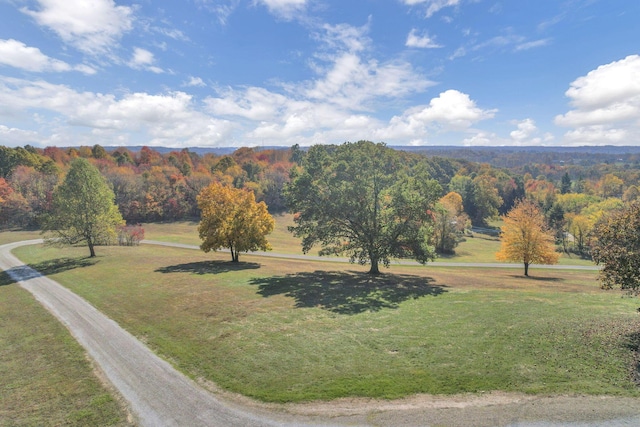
[2,142,640,260]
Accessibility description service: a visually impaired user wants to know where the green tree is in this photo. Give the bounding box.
[496,199,560,276]
[285,141,441,274]
[42,158,124,257]
[560,172,572,194]
[592,202,640,293]
[197,181,274,262]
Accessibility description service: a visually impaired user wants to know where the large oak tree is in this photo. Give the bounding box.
[496,199,560,276]
[592,202,640,293]
[284,141,441,274]
[42,158,124,257]
[197,181,274,262]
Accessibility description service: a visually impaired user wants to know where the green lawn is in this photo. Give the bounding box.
[12,242,640,403]
[143,213,303,254]
[0,233,131,426]
[145,216,595,267]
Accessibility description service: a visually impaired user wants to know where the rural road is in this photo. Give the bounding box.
[0,240,326,427]
[4,239,639,427]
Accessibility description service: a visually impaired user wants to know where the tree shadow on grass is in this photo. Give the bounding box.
[156,260,261,275]
[249,270,448,315]
[0,257,97,286]
[507,275,564,282]
[624,331,640,385]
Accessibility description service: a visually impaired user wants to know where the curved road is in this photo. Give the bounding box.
[0,240,318,427]
[4,239,638,427]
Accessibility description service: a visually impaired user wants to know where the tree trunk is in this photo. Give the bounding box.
[524,262,529,276]
[369,256,380,275]
[231,249,239,262]
[88,240,96,258]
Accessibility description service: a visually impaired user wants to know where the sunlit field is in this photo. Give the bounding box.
[11,238,638,404]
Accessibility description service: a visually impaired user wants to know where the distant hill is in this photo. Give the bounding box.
[99,145,640,168]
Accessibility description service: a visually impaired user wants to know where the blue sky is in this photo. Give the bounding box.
[0,0,638,148]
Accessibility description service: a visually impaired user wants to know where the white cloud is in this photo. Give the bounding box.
[555,55,640,144]
[255,0,307,20]
[0,39,95,74]
[304,23,433,110]
[463,131,498,146]
[0,77,233,147]
[406,29,443,48]
[515,38,551,51]
[564,125,627,145]
[510,118,537,143]
[129,48,163,73]
[402,0,460,18]
[304,53,433,109]
[377,90,496,141]
[393,89,495,130]
[314,22,371,54]
[21,0,133,54]
[0,124,39,145]
[184,76,207,87]
[205,87,289,121]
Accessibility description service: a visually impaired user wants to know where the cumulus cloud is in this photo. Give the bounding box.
[389,89,495,131]
[184,76,207,87]
[0,39,95,74]
[0,124,39,145]
[555,55,640,144]
[406,29,442,48]
[129,48,163,73]
[0,77,233,146]
[376,90,496,143]
[402,0,460,18]
[510,118,538,144]
[21,0,133,54]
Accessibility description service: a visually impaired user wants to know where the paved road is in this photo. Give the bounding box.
[142,240,600,271]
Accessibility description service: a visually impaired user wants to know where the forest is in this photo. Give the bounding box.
[1,143,639,259]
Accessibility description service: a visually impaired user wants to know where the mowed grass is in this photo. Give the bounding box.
[145,215,595,266]
[12,241,640,403]
[0,233,131,426]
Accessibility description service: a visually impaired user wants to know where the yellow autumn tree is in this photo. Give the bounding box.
[197,181,275,262]
[496,199,560,276]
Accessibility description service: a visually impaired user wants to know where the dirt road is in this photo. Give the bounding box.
[2,239,638,427]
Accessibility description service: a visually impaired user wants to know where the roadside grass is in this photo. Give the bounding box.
[0,254,131,425]
[12,242,640,404]
[0,229,41,246]
[145,216,595,266]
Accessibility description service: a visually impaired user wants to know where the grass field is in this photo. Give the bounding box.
[0,232,131,426]
[11,240,640,404]
[145,215,595,266]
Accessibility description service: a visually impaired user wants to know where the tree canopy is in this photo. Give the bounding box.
[42,158,124,257]
[285,141,441,274]
[592,202,640,293]
[496,199,560,276]
[197,181,274,262]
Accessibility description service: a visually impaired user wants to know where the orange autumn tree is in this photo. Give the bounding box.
[197,181,275,262]
[496,199,560,276]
